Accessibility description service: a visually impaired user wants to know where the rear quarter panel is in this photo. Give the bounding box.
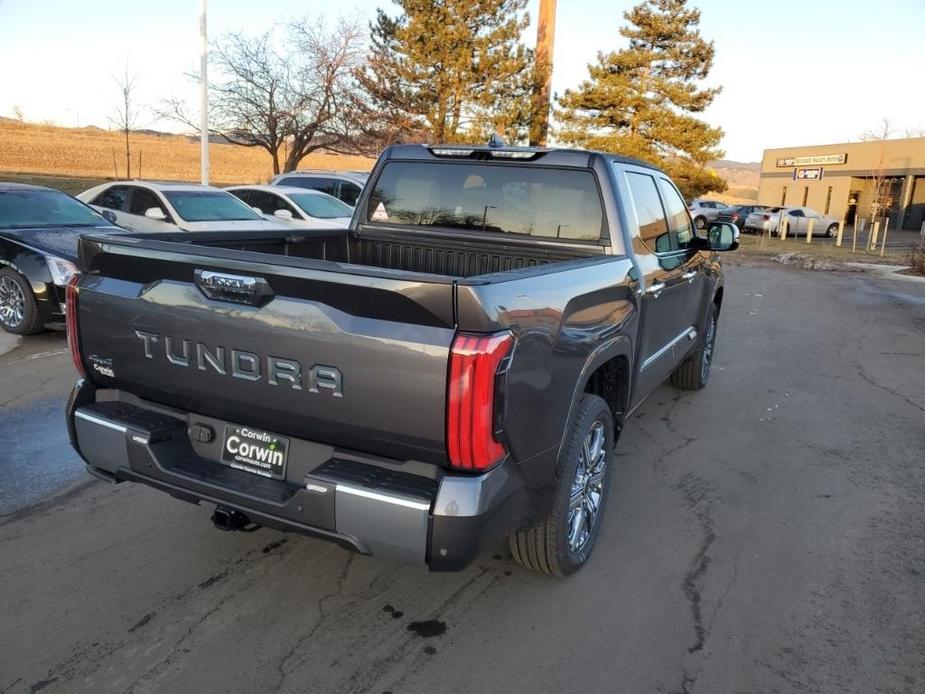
[456,255,638,489]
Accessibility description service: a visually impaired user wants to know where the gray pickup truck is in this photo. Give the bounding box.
[65,143,737,576]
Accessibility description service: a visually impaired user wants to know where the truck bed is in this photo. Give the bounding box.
[107,226,606,279]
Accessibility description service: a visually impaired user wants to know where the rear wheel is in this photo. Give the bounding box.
[826,223,838,238]
[0,268,43,335]
[671,304,718,391]
[694,215,707,230]
[509,394,614,577]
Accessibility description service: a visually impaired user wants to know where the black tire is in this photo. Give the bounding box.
[826,224,838,238]
[509,394,614,577]
[671,304,718,391]
[0,267,43,335]
[694,215,707,230]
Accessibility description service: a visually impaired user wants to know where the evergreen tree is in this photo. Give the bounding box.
[557,0,726,198]
[357,0,534,144]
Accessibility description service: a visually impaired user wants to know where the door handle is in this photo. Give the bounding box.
[645,282,666,296]
[682,271,697,281]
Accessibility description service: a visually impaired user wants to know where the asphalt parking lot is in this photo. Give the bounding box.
[1,264,923,694]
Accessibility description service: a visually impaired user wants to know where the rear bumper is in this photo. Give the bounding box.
[66,380,530,571]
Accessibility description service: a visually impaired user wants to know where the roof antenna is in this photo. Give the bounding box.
[487,133,506,148]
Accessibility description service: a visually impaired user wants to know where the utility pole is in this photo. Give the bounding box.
[529,0,557,147]
[199,0,209,185]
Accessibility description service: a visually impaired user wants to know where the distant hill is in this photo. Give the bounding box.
[708,159,760,202]
[0,119,374,185]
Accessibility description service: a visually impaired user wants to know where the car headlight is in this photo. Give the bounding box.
[45,255,78,286]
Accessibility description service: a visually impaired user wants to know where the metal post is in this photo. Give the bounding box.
[880,218,889,256]
[805,218,814,244]
[836,220,844,247]
[199,0,209,185]
[852,221,858,253]
[870,220,880,252]
[920,220,925,243]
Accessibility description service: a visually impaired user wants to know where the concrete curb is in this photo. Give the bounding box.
[845,263,925,284]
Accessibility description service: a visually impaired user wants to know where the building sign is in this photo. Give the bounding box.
[794,167,824,181]
[777,153,847,167]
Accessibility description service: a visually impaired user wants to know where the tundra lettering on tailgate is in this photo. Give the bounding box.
[133,330,343,397]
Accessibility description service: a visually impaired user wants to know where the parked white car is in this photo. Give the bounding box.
[269,170,369,207]
[745,206,840,237]
[225,185,353,229]
[77,181,293,233]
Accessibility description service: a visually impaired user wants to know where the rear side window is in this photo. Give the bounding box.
[91,185,129,211]
[365,162,605,242]
[625,172,670,252]
[280,176,338,197]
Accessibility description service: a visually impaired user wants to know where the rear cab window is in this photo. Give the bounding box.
[364,161,606,242]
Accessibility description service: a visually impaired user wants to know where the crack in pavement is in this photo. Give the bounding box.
[273,551,357,690]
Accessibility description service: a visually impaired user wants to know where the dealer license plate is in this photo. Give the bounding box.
[220,425,289,480]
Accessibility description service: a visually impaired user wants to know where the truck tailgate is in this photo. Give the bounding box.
[74,236,456,462]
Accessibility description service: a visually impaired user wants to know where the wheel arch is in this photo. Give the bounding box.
[557,335,633,475]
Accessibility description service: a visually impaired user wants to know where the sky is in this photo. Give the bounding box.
[0,0,923,162]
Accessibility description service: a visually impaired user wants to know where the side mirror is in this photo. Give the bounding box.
[101,209,117,223]
[252,206,263,214]
[144,207,167,221]
[707,221,738,251]
[273,209,294,219]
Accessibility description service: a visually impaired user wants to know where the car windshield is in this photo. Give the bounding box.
[289,193,353,219]
[163,191,262,222]
[0,189,106,230]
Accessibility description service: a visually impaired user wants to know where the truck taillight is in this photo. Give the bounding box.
[65,274,86,378]
[447,331,514,471]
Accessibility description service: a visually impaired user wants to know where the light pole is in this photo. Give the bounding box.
[529,0,557,147]
[199,0,209,185]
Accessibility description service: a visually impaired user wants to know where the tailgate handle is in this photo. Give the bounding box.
[194,270,274,307]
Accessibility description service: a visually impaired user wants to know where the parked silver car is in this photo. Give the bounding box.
[745,206,840,237]
[687,199,730,230]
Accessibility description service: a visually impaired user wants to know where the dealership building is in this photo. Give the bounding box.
[757,137,925,231]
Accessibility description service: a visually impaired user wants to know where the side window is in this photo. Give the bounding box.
[91,185,129,211]
[657,178,695,250]
[311,178,338,197]
[278,177,310,189]
[625,172,670,253]
[252,191,296,216]
[788,209,804,217]
[339,182,361,206]
[231,189,252,206]
[128,187,165,217]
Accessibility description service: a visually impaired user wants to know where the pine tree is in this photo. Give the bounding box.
[557,0,726,198]
[357,0,534,144]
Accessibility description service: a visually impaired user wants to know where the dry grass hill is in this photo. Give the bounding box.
[0,118,759,200]
[0,119,373,193]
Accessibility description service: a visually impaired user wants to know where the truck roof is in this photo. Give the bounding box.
[383,143,664,173]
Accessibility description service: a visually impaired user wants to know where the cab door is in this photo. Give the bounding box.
[621,167,703,408]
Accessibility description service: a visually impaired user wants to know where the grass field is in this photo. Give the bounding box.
[0,119,374,192]
[735,233,909,265]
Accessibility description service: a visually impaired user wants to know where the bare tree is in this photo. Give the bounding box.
[161,17,366,175]
[902,125,925,138]
[110,64,140,179]
[859,118,896,232]
[11,105,23,122]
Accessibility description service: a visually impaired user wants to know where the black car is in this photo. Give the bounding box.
[0,182,121,334]
[717,204,769,232]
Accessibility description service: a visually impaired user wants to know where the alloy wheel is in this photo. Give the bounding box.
[0,276,26,328]
[567,421,607,553]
